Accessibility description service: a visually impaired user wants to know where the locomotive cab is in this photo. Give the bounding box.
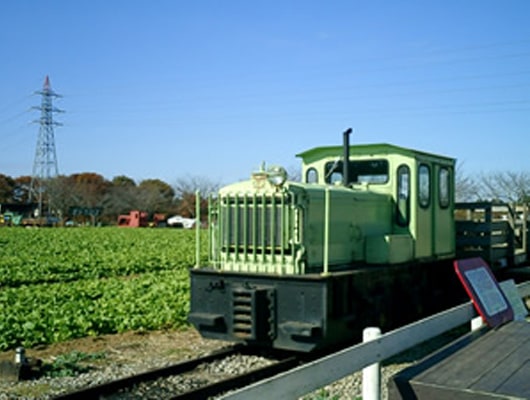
[297,143,456,263]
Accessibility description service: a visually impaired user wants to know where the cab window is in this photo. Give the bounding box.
[306,168,318,184]
[439,167,450,208]
[418,164,431,208]
[324,159,389,185]
[397,164,410,226]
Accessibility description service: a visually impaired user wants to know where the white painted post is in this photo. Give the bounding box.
[471,316,485,331]
[15,347,25,365]
[362,327,382,400]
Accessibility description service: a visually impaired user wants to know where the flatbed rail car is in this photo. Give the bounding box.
[189,129,530,352]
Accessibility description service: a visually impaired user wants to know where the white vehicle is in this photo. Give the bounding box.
[167,215,196,229]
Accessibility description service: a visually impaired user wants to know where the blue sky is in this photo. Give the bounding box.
[1,1,530,186]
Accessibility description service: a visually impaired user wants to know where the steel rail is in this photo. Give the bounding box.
[52,345,245,400]
[168,354,300,400]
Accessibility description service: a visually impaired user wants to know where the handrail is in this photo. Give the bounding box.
[195,190,200,268]
[221,281,530,400]
[322,186,330,275]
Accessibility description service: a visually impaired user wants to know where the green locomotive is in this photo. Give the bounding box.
[189,129,466,351]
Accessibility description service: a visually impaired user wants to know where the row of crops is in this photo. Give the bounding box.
[0,227,204,351]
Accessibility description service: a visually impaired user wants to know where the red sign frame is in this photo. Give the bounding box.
[454,257,513,327]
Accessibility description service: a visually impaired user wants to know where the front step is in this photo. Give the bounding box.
[232,287,276,342]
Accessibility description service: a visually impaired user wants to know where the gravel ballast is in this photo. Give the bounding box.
[0,327,467,400]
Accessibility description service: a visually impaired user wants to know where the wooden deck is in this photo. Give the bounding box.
[389,321,530,399]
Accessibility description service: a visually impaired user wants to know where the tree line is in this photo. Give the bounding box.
[1,167,529,224]
[0,172,221,224]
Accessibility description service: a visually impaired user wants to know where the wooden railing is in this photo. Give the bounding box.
[455,202,528,268]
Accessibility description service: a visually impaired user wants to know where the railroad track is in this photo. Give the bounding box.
[52,344,300,399]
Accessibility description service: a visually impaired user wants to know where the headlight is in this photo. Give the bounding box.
[267,165,287,187]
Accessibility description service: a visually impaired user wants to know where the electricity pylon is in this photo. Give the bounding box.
[29,75,63,216]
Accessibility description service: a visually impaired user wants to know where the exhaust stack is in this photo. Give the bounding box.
[343,128,352,186]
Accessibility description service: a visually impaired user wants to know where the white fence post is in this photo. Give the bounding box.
[470,316,485,331]
[362,327,382,400]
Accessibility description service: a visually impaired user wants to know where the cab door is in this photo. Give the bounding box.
[415,163,433,259]
[433,164,455,256]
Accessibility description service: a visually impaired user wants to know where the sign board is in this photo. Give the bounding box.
[454,257,513,327]
[499,279,528,321]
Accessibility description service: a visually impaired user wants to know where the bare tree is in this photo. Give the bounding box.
[286,164,301,182]
[173,175,222,218]
[136,179,175,213]
[101,175,138,216]
[174,175,221,197]
[455,163,481,202]
[478,171,530,203]
[47,175,74,218]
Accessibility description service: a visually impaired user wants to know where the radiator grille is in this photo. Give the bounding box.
[219,193,294,255]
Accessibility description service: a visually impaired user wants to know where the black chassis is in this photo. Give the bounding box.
[188,261,464,352]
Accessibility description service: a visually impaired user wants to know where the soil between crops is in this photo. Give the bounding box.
[0,327,228,370]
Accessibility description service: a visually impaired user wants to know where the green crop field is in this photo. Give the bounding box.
[0,227,205,351]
